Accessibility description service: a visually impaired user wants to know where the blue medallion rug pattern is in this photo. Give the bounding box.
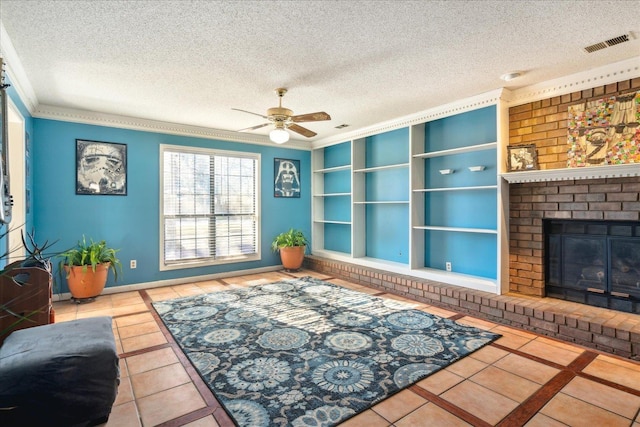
[153,277,500,426]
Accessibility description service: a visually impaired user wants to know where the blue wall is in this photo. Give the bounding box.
[364,128,410,263]
[422,105,498,278]
[31,119,311,292]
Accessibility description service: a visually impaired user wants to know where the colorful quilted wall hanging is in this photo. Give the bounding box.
[567,91,640,167]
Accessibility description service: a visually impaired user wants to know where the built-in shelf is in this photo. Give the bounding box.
[353,163,410,173]
[413,142,497,159]
[313,165,351,173]
[500,163,640,183]
[313,193,351,197]
[413,225,498,234]
[312,101,502,295]
[413,185,497,193]
[353,201,410,205]
[313,220,352,225]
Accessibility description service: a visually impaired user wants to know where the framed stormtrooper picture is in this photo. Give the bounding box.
[274,158,300,198]
[76,139,127,195]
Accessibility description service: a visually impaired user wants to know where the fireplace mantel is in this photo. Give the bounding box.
[500,164,640,184]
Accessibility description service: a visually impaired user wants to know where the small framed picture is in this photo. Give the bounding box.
[76,139,127,195]
[507,144,538,172]
[274,158,300,198]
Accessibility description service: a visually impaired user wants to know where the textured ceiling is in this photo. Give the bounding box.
[1,0,639,143]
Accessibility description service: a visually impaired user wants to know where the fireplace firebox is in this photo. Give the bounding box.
[545,219,640,314]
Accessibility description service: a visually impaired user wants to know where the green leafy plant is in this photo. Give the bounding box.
[59,236,122,281]
[271,228,309,252]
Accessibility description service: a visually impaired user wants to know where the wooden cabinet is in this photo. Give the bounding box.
[0,261,53,344]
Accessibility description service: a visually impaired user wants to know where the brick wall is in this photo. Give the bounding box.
[508,78,640,296]
[509,178,640,296]
[509,77,640,169]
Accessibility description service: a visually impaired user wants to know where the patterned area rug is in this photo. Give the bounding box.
[153,277,500,426]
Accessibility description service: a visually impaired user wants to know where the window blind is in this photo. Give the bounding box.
[161,146,259,267]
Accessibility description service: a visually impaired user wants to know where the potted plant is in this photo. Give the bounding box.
[59,236,122,301]
[271,228,308,271]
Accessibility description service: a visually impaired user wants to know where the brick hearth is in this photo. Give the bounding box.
[304,255,640,360]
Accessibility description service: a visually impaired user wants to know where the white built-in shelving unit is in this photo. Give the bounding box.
[311,89,509,294]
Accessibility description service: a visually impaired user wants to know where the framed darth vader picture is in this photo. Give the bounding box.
[274,158,300,198]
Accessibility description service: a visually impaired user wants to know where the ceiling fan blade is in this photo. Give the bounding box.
[288,123,317,138]
[232,108,269,119]
[238,122,271,132]
[291,112,331,122]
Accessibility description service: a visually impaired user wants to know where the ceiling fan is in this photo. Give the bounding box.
[233,88,331,144]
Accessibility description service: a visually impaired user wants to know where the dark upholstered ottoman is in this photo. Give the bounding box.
[0,316,120,426]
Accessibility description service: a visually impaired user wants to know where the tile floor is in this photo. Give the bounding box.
[51,269,640,427]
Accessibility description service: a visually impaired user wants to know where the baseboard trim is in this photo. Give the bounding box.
[52,265,283,301]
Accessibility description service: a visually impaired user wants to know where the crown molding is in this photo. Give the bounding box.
[508,56,640,107]
[34,104,313,151]
[312,88,508,149]
[0,21,38,113]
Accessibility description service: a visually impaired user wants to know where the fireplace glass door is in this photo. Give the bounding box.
[545,220,640,313]
[564,236,607,293]
[610,238,640,298]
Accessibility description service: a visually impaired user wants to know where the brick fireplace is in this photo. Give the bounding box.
[507,77,640,304]
[509,177,640,301]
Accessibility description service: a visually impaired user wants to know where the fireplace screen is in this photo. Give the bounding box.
[545,220,640,313]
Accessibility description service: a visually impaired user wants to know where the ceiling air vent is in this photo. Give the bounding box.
[605,34,630,47]
[584,33,631,53]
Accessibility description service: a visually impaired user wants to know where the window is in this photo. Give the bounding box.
[160,145,260,269]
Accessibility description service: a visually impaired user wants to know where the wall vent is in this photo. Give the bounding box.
[584,33,631,53]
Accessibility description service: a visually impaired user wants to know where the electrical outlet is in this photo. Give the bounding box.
[130,260,137,269]
[445,261,452,272]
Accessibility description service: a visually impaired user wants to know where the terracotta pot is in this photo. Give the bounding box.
[64,262,110,299]
[279,246,306,271]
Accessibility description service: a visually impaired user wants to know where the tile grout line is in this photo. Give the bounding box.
[491,342,575,371]
[496,370,576,427]
[495,351,598,427]
[118,343,172,359]
[408,384,493,427]
[154,406,217,427]
[138,289,237,427]
[492,342,640,397]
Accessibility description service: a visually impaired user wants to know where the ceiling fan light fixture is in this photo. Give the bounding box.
[270,128,290,144]
[234,87,331,141]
